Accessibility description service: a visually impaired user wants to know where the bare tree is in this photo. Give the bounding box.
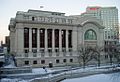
[91,46,103,67]
[114,52,120,64]
[78,45,93,68]
[105,44,115,65]
[104,43,120,65]
[112,45,120,65]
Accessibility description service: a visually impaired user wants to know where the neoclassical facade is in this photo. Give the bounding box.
[9,10,104,67]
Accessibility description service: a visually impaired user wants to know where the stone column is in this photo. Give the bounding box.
[52,29,55,52]
[17,28,24,57]
[37,29,40,52]
[72,28,77,52]
[59,29,62,52]
[45,29,48,52]
[66,30,68,52]
[29,28,32,52]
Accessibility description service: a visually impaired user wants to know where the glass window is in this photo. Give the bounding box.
[32,17,35,21]
[24,49,29,53]
[25,61,29,65]
[24,28,29,48]
[56,59,60,63]
[63,59,67,63]
[84,29,97,40]
[70,59,73,62]
[33,60,37,64]
[55,49,59,52]
[41,60,45,64]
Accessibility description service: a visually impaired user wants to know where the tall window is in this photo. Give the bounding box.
[32,28,37,48]
[55,29,59,48]
[40,29,45,48]
[84,29,97,40]
[62,30,66,48]
[24,28,29,48]
[68,30,72,48]
[47,29,52,48]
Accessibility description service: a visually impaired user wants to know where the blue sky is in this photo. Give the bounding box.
[0,0,120,43]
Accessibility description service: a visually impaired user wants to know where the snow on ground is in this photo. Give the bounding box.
[0,56,4,58]
[0,67,54,82]
[32,68,52,74]
[3,64,16,68]
[0,78,29,82]
[62,72,120,82]
[1,64,120,82]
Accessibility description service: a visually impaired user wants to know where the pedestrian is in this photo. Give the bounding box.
[43,66,47,72]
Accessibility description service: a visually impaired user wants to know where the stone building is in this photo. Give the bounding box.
[9,9,104,67]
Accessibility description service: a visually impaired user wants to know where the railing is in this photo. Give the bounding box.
[24,53,28,57]
[33,53,37,57]
[49,53,52,57]
[41,52,45,57]
[0,66,32,74]
[56,52,59,56]
[15,50,77,58]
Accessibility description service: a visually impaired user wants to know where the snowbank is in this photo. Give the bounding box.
[3,64,16,68]
[0,78,28,82]
[32,68,52,74]
[62,72,120,82]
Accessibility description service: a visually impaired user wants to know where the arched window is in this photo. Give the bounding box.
[84,29,97,40]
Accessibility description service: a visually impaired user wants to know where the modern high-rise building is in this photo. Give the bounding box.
[9,9,105,67]
[81,6,119,45]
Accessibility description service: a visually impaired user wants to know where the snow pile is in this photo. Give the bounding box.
[0,56,4,59]
[32,68,52,74]
[3,55,16,68]
[62,72,120,82]
[3,64,16,68]
[0,78,29,82]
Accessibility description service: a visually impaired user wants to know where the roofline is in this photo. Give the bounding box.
[28,9,65,14]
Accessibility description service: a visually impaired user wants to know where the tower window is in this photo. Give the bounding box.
[32,17,35,21]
